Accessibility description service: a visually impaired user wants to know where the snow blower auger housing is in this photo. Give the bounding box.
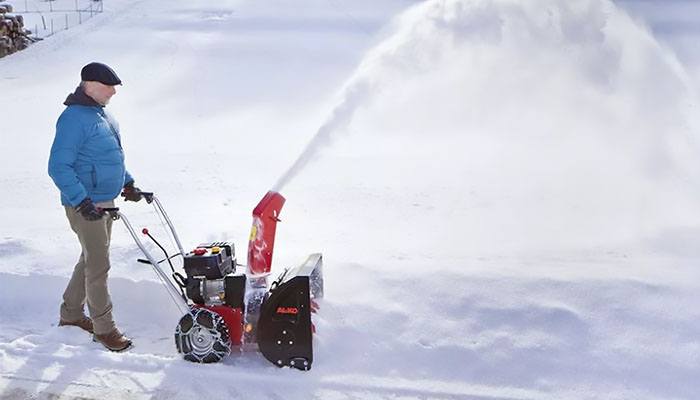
[106,191,323,370]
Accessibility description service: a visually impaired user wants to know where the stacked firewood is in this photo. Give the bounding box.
[0,2,34,58]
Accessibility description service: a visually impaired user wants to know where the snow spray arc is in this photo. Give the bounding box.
[271,0,417,192]
[273,0,700,208]
[272,81,371,192]
[270,0,542,192]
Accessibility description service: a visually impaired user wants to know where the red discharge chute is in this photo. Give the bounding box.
[247,191,286,275]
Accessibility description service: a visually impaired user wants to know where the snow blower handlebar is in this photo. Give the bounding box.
[114,189,185,257]
[141,193,186,258]
[104,197,191,315]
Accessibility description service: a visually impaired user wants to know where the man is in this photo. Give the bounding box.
[48,62,145,352]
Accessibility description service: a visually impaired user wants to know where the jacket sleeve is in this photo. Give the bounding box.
[124,170,134,186]
[48,113,88,207]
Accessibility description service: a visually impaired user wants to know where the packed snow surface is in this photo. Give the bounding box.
[1,0,699,399]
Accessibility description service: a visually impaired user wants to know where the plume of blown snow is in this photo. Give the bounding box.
[276,0,700,255]
[272,81,371,192]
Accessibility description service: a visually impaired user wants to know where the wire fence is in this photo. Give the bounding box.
[15,0,103,39]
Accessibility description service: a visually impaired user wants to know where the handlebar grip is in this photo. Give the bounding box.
[119,191,155,204]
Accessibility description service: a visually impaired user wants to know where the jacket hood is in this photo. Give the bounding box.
[63,86,103,108]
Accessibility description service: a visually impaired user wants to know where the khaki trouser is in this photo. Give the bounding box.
[60,200,116,335]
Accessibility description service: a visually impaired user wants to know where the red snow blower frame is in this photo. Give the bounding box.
[105,191,323,370]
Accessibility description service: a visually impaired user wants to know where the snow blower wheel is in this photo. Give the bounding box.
[175,307,231,363]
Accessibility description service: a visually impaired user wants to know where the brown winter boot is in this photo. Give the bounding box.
[59,316,94,334]
[93,328,132,352]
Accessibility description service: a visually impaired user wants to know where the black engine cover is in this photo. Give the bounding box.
[183,242,234,280]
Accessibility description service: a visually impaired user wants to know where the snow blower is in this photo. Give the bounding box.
[104,191,323,370]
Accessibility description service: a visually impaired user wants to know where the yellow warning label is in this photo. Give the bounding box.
[249,225,257,241]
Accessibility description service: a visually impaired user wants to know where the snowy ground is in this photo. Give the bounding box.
[1,0,699,399]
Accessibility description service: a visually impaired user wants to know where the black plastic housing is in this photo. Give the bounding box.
[257,254,323,371]
[224,274,246,308]
[183,242,234,279]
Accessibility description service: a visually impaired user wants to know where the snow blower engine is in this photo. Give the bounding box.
[105,191,323,370]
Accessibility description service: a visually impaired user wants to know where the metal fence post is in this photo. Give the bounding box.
[9,0,105,39]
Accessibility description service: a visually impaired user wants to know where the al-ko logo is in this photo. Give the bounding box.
[276,306,299,315]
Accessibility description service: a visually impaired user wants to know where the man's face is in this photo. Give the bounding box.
[84,81,117,106]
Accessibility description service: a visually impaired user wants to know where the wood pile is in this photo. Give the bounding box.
[0,2,34,58]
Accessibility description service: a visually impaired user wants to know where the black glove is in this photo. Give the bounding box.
[75,197,105,221]
[121,181,144,202]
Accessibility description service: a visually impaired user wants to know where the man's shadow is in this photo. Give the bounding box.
[0,272,181,399]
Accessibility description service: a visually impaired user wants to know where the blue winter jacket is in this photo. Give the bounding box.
[48,87,134,207]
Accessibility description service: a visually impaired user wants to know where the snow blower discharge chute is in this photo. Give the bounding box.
[104,191,323,370]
